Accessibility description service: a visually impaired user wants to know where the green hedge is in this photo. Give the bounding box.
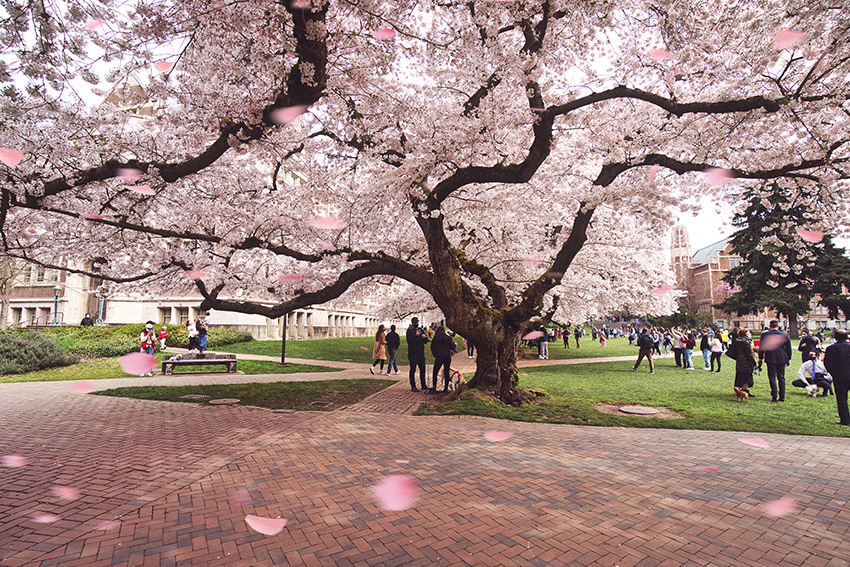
[0,333,78,375]
[163,325,253,349]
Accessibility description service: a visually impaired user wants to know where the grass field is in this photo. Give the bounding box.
[94,379,394,411]
[0,353,339,383]
[418,355,850,438]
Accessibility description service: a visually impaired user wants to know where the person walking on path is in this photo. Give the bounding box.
[466,337,475,358]
[732,328,757,397]
[385,325,400,375]
[430,326,457,393]
[758,319,792,402]
[370,324,388,375]
[406,317,429,391]
[824,329,850,426]
[632,328,655,373]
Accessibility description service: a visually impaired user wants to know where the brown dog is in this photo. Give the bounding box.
[733,387,749,402]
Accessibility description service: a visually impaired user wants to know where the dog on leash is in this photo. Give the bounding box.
[448,368,466,392]
[733,387,749,402]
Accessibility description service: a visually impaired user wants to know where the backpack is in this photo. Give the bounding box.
[638,334,653,349]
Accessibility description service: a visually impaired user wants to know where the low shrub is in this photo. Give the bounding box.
[164,326,253,349]
[0,333,78,375]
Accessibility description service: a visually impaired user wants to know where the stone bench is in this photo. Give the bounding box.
[161,353,237,375]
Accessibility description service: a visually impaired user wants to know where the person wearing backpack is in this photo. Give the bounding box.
[632,328,656,373]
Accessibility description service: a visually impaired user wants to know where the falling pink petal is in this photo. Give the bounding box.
[245,514,287,535]
[651,284,676,295]
[321,242,336,251]
[32,514,59,524]
[546,271,563,279]
[0,294,15,300]
[795,227,824,244]
[276,273,304,282]
[306,215,345,230]
[730,285,742,292]
[270,105,310,125]
[85,19,102,30]
[372,475,419,511]
[648,48,675,61]
[95,520,120,531]
[117,352,157,375]
[82,213,105,220]
[360,346,369,350]
[647,164,659,183]
[183,270,206,279]
[394,460,410,464]
[0,148,24,168]
[291,0,311,7]
[372,28,396,40]
[93,89,106,96]
[759,334,788,351]
[763,497,796,517]
[52,486,80,500]
[484,431,514,442]
[70,381,97,394]
[738,437,770,449]
[704,168,734,186]
[523,331,544,341]
[773,29,807,50]
[117,168,143,181]
[521,255,544,268]
[2,455,26,468]
[128,184,155,195]
[231,490,251,506]
[695,466,718,472]
[530,107,546,112]
[154,61,174,72]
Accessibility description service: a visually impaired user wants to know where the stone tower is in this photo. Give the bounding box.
[670,224,691,291]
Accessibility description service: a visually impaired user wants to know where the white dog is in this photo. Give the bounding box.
[805,383,818,397]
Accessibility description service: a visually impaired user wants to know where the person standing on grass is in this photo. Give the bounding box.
[709,333,723,372]
[683,331,696,370]
[824,329,850,426]
[700,330,712,370]
[574,326,582,348]
[632,328,655,373]
[798,330,820,363]
[430,326,456,393]
[733,328,757,397]
[539,325,549,359]
[671,328,684,367]
[758,319,792,403]
[370,324,388,375]
[406,317,429,391]
[563,328,570,348]
[385,324,401,375]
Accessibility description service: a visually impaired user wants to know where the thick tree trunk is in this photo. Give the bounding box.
[788,313,799,340]
[465,331,521,403]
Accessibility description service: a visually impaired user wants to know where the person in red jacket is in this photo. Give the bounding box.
[158,325,169,351]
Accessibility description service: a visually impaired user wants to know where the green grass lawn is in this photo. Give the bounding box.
[214,335,466,365]
[94,379,394,411]
[520,336,637,359]
[419,356,850,438]
[0,353,339,383]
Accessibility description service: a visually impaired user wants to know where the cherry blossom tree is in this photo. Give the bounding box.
[1,0,849,401]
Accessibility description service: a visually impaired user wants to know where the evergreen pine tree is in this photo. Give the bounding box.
[716,183,850,338]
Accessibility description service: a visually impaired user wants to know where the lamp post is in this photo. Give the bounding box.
[51,285,61,325]
[96,286,106,325]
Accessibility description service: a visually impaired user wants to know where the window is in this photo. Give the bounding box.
[729,257,743,269]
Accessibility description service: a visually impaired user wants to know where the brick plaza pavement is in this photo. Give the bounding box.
[1,355,849,566]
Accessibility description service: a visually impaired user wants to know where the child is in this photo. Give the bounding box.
[158,325,168,351]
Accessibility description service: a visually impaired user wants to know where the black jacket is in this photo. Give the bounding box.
[824,341,850,385]
[386,330,400,351]
[430,333,456,358]
[758,329,791,364]
[406,325,429,357]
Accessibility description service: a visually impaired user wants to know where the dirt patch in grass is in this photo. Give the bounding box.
[594,403,686,419]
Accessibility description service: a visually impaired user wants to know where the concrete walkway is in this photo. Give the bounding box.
[1,352,849,566]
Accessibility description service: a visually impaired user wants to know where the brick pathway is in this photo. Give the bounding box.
[1,354,849,566]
